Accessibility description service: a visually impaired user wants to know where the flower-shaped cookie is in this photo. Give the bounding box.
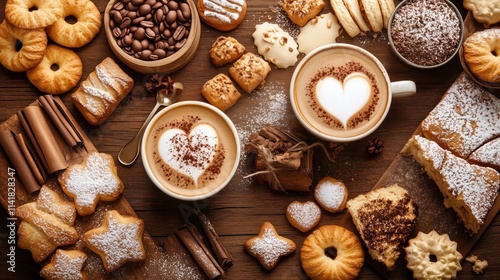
[83,210,146,272]
[40,249,87,280]
[244,221,296,270]
[59,152,124,216]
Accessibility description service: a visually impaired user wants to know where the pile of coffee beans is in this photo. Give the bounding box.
[108,0,192,61]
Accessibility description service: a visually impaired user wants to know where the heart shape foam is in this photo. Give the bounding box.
[315,72,371,128]
[158,124,218,188]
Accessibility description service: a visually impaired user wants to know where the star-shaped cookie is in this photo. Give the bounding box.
[59,152,124,216]
[244,221,296,270]
[83,210,146,272]
[40,249,87,280]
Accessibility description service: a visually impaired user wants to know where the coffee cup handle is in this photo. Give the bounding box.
[390,81,416,98]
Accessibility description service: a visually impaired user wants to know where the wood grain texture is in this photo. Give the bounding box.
[0,0,498,279]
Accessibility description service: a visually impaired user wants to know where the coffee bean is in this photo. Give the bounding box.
[126,2,138,11]
[141,38,149,49]
[132,16,145,25]
[134,27,145,40]
[132,40,142,52]
[180,3,190,20]
[149,54,159,60]
[120,17,131,29]
[169,21,178,31]
[123,35,133,46]
[109,19,115,29]
[127,11,137,20]
[130,26,138,32]
[155,41,166,49]
[162,29,171,39]
[119,8,128,17]
[166,10,177,24]
[145,28,155,39]
[141,49,152,60]
[145,0,156,6]
[159,21,165,33]
[175,38,187,50]
[154,9,164,23]
[140,20,154,28]
[112,10,123,23]
[152,2,163,10]
[176,9,185,23]
[173,25,186,41]
[161,0,169,5]
[161,5,169,15]
[131,0,144,5]
[167,1,178,10]
[113,2,125,11]
[139,4,151,16]
[122,0,132,4]
[153,48,167,58]
[112,27,122,38]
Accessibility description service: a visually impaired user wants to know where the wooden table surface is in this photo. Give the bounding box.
[1,0,498,279]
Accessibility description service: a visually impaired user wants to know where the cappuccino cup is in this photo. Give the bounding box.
[141,101,240,200]
[290,43,416,142]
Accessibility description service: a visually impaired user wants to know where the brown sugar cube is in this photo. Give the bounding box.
[209,36,245,66]
[229,52,271,94]
[201,73,242,111]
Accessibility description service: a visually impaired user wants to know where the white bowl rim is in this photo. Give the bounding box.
[141,100,241,201]
[289,43,393,143]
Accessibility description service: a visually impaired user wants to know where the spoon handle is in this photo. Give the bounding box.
[118,103,162,165]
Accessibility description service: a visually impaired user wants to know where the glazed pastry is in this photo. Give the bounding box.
[421,73,500,159]
[46,0,101,48]
[197,0,247,31]
[209,36,245,66]
[252,22,299,68]
[71,57,134,125]
[229,52,271,93]
[314,176,348,213]
[5,0,63,29]
[347,184,418,270]
[201,73,241,111]
[26,44,82,95]
[405,230,462,280]
[0,20,47,72]
[286,201,322,232]
[59,152,124,216]
[463,28,500,83]
[244,221,296,270]
[40,249,88,280]
[280,0,325,27]
[16,186,78,262]
[83,210,146,272]
[403,135,500,233]
[301,225,364,280]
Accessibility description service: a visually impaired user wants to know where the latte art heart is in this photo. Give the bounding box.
[315,72,371,128]
[158,124,218,188]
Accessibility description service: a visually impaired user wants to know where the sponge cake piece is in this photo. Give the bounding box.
[403,135,500,234]
[347,184,418,270]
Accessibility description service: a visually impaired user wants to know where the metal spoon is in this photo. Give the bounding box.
[118,82,183,165]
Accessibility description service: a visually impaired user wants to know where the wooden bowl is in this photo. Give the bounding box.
[104,0,201,74]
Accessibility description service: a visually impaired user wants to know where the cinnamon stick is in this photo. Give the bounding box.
[0,130,41,193]
[195,212,233,270]
[161,234,206,280]
[176,225,224,280]
[14,133,46,185]
[19,106,68,173]
[16,111,49,172]
[38,96,78,147]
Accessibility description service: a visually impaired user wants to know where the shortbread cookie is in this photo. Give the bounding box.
[59,152,124,216]
[229,52,271,93]
[244,221,296,270]
[314,176,348,213]
[359,0,384,32]
[252,22,299,68]
[16,186,78,262]
[83,210,146,272]
[40,249,88,280]
[468,137,500,170]
[463,0,500,26]
[297,13,341,54]
[343,0,370,31]
[286,201,322,232]
[405,230,462,280]
[201,73,241,111]
[421,74,500,159]
[280,0,326,27]
[197,0,247,31]
[347,184,418,270]
[330,0,361,37]
[403,135,500,233]
[377,0,395,29]
[209,36,245,66]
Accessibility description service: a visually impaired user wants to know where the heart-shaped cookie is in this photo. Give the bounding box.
[286,201,322,232]
[158,124,218,187]
[315,72,371,128]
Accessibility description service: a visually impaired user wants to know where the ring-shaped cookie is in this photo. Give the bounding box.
[301,225,364,280]
[27,44,82,95]
[5,0,63,29]
[0,20,47,72]
[46,0,102,48]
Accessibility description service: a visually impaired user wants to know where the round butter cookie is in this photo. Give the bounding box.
[314,176,348,213]
[0,20,47,72]
[46,0,102,48]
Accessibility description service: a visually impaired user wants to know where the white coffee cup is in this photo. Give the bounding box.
[290,43,416,142]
